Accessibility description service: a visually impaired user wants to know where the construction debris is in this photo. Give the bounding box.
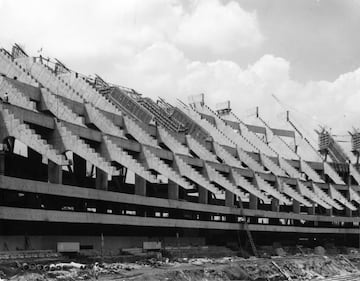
[0,252,359,281]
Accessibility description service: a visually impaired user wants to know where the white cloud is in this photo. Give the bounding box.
[175,0,263,54]
[0,0,359,136]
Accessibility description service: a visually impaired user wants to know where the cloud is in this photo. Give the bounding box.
[174,0,264,55]
[110,42,360,136]
[0,0,359,136]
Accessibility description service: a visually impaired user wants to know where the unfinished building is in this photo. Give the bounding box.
[1,44,360,254]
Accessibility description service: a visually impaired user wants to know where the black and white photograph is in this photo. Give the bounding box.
[1,0,360,280]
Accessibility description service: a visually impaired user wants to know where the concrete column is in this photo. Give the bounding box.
[249,194,258,209]
[134,174,146,196]
[271,198,280,212]
[270,198,280,225]
[198,186,208,204]
[225,190,235,207]
[292,200,301,226]
[326,207,333,216]
[73,154,86,186]
[48,160,62,184]
[250,177,259,210]
[307,205,318,226]
[325,189,334,216]
[28,148,42,179]
[73,154,86,177]
[0,150,5,175]
[168,180,179,200]
[96,168,108,190]
[308,205,316,215]
[292,201,300,214]
[345,190,353,217]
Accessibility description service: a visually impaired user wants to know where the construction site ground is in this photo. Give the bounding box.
[2,248,360,280]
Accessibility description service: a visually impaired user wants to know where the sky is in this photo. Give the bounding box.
[1,0,360,136]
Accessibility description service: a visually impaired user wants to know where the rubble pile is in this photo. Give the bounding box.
[272,255,358,280]
[0,253,359,280]
[239,260,285,280]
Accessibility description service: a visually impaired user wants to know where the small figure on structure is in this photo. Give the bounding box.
[4,92,9,103]
[93,262,100,280]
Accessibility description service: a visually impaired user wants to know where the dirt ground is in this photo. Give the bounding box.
[2,250,360,281]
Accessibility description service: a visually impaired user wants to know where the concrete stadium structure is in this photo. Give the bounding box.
[1,44,360,254]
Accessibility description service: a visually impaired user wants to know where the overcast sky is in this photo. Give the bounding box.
[1,0,360,135]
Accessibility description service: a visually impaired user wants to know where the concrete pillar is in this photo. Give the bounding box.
[249,177,261,224]
[28,148,42,179]
[248,194,258,224]
[0,150,5,175]
[73,154,86,177]
[292,200,301,226]
[225,190,235,207]
[250,177,259,209]
[249,194,258,209]
[198,186,208,204]
[325,188,333,216]
[271,198,280,212]
[73,154,86,186]
[48,160,62,184]
[134,174,146,196]
[307,205,318,226]
[168,180,179,200]
[270,198,280,225]
[326,207,333,216]
[96,168,108,190]
[292,201,300,214]
[345,190,353,217]
[308,205,316,215]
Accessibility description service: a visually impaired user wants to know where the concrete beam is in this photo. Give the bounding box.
[0,206,358,234]
[0,175,358,223]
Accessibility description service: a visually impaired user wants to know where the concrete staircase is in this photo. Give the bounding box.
[300,159,324,183]
[178,104,234,147]
[62,73,122,115]
[157,126,190,155]
[349,186,360,204]
[0,49,38,86]
[1,107,67,165]
[40,88,84,126]
[174,155,221,195]
[276,177,312,207]
[195,104,258,153]
[55,122,119,175]
[227,110,278,156]
[212,115,255,152]
[142,147,194,190]
[296,180,331,209]
[84,103,124,137]
[323,161,345,185]
[0,76,37,111]
[312,183,343,210]
[349,164,360,185]
[278,157,303,179]
[186,135,218,162]
[254,173,291,204]
[329,185,356,210]
[103,136,157,183]
[204,162,247,200]
[123,115,158,147]
[236,146,264,172]
[213,142,242,168]
[260,153,287,177]
[15,57,83,103]
[231,168,269,202]
[268,135,300,160]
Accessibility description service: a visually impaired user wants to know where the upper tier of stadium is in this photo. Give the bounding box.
[1,43,360,215]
